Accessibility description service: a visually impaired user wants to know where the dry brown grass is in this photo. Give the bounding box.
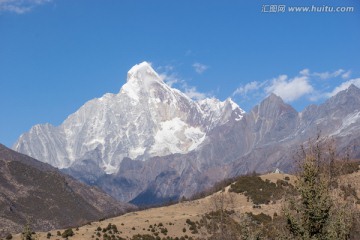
[9,173,295,240]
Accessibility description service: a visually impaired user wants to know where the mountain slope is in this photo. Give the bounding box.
[12,61,360,205]
[9,172,295,240]
[14,62,244,174]
[0,144,134,237]
[229,84,360,176]
[111,84,360,204]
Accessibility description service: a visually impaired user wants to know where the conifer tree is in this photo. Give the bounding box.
[283,139,356,240]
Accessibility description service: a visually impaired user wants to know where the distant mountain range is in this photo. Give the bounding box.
[0,144,134,237]
[13,62,360,205]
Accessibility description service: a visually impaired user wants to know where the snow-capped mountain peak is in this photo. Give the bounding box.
[121,61,164,102]
[127,61,161,83]
[11,82,360,204]
[13,62,245,174]
[227,98,243,111]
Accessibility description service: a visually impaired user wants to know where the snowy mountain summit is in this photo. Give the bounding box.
[12,64,360,204]
[14,62,244,174]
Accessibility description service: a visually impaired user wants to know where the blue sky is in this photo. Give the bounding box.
[1,0,360,147]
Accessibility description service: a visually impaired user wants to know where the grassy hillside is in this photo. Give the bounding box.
[6,173,296,240]
[0,144,135,238]
[5,160,360,240]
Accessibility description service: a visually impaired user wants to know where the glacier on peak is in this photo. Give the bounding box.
[13,62,245,174]
[12,83,360,203]
[126,61,160,82]
[120,61,176,104]
[149,117,206,156]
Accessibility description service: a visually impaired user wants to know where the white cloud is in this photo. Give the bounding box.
[192,62,208,74]
[232,68,358,107]
[326,78,360,97]
[233,81,262,96]
[341,70,351,79]
[0,0,51,14]
[157,64,179,87]
[157,65,174,72]
[300,68,310,76]
[184,86,207,100]
[313,69,345,80]
[157,64,209,100]
[159,73,180,87]
[300,68,351,80]
[265,75,314,102]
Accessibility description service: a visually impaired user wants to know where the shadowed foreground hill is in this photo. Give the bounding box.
[0,144,135,237]
[8,173,295,240]
[8,167,360,239]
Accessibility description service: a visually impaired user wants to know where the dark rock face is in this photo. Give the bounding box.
[0,144,134,237]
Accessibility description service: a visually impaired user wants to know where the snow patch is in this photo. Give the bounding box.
[330,111,360,137]
[235,111,244,121]
[86,138,105,146]
[127,62,158,80]
[228,99,239,111]
[184,127,206,151]
[343,111,360,126]
[13,62,246,174]
[129,146,146,159]
[103,163,118,174]
[150,117,205,155]
[120,83,140,102]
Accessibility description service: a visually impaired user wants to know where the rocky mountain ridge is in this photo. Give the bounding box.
[14,62,244,174]
[13,63,360,204]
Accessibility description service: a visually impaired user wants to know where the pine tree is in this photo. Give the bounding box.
[283,139,355,240]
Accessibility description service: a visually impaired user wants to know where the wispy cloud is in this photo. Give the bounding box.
[157,64,180,87]
[299,68,310,76]
[233,81,264,96]
[300,68,351,80]
[159,73,180,87]
[233,72,314,103]
[184,86,207,100]
[158,64,209,100]
[313,69,345,80]
[233,68,357,104]
[326,78,360,97]
[192,62,209,74]
[0,0,52,14]
[157,64,174,72]
[265,75,314,102]
[341,70,351,79]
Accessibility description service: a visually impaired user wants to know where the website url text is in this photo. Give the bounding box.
[261,5,355,13]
